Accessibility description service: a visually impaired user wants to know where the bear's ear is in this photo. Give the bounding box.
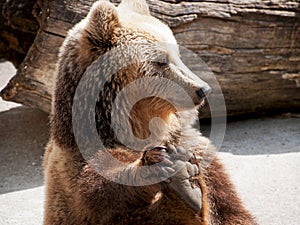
[118,0,150,15]
[85,1,120,46]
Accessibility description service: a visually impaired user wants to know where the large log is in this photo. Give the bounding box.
[0,0,39,66]
[1,0,300,116]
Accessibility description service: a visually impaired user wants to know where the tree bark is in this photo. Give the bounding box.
[1,0,300,116]
[0,0,39,66]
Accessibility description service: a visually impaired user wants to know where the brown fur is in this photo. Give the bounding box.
[44,1,257,224]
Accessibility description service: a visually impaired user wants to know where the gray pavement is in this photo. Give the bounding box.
[0,61,299,225]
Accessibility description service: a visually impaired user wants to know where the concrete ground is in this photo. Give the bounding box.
[0,61,299,225]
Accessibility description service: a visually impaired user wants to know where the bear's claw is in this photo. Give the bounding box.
[142,144,202,212]
[142,146,173,166]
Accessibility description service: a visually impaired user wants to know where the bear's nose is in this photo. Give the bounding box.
[196,85,211,99]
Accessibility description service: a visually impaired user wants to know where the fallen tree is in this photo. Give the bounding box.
[1,0,300,116]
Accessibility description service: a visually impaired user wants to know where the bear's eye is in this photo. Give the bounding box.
[153,58,169,68]
[156,61,168,67]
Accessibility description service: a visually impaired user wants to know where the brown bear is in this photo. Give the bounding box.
[44,0,257,224]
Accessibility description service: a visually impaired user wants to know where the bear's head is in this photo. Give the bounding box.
[72,0,211,148]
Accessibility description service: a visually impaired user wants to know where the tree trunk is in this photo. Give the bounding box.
[1,0,300,116]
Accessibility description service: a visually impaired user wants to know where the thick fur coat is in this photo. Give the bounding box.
[44,0,257,224]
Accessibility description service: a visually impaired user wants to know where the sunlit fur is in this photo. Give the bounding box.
[44,1,257,225]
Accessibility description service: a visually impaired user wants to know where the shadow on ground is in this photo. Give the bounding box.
[1,103,299,195]
[201,116,300,155]
[0,106,49,194]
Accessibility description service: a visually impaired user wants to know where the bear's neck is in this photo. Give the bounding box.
[97,96,182,149]
[128,108,202,151]
[129,106,181,145]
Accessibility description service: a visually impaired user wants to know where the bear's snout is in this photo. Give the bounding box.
[196,85,211,100]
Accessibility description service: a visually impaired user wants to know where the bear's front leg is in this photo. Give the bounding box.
[108,146,175,206]
[116,146,174,185]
